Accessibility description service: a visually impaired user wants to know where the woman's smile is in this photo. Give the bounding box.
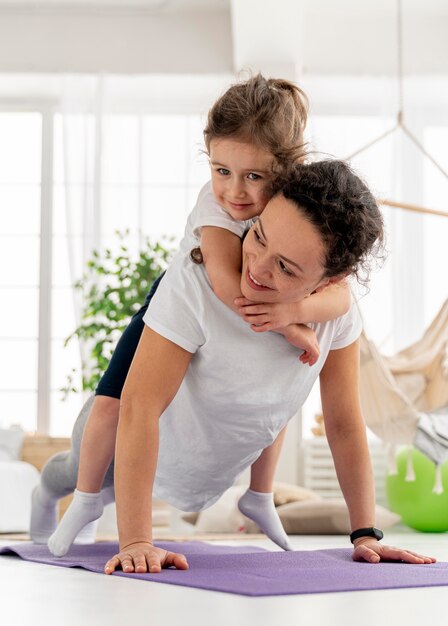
[246,268,273,291]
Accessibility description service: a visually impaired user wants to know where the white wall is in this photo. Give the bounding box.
[303,11,448,75]
[0,9,232,73]
[0,2,447,76]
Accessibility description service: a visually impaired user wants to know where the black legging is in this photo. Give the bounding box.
[95,273,165,399]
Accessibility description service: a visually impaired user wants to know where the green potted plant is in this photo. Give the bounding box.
[63,232,175,396]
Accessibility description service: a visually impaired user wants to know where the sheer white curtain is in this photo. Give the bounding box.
[52,76,107,426]
[50,75,213,434]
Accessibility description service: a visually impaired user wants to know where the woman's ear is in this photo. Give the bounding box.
[314,274,348,294]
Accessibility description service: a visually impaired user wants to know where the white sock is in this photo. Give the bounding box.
[238,488,293,551]
[48,489,104,557]
[30,485,59,544]
[73,519,99,545]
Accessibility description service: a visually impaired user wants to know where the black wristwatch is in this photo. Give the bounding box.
[350,527,384,544]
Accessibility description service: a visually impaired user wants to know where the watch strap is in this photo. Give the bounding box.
[350,527,384,544]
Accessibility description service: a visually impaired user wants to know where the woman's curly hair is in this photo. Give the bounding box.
[276,160,385,286]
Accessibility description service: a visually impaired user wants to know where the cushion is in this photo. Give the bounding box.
[0,427,25,461]
[0,461,40,532]
[272,482,321,507]
[186,483,321,533]
[276,499,401,535]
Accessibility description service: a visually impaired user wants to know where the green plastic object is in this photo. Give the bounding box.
[386,448,448,532]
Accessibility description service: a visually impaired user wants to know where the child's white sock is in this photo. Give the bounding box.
[30,485,59,544]
[48,489,104,557]
[238,488,293,551]
[72,520,99,545]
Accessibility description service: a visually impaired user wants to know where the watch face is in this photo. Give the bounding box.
[373,528,384,541]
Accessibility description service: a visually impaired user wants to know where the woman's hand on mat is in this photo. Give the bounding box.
[104,541,189,575]
[352,538,437,564]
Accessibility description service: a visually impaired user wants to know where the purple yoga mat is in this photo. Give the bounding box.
[1,541,447,597]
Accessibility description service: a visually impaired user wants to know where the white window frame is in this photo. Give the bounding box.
[0,99,55,433]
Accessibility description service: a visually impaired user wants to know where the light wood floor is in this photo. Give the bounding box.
[1,530,448,626]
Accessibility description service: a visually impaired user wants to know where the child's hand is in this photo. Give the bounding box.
[234,297,301,331]
[281,325,320,366]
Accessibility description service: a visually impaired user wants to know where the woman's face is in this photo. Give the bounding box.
[241,193,332,304]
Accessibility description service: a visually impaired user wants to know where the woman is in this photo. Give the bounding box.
[32,160,435,574]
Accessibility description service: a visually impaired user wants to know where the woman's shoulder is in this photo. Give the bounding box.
[328,303,363,350]
[158,250,213,307]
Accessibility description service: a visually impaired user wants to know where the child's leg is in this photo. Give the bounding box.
[47,274,165,556]
[47,396,119,556]
[238,426,293,550]
[30,395,96,543]
[77,395,120,492]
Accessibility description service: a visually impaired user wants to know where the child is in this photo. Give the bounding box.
[34,75,351,557]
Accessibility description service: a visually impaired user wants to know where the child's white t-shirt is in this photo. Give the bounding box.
[143,252,362,512]
[177,181,255,256]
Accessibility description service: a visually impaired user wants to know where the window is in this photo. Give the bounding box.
[1,78,446,438]
[0,111,42,431]
[0,106,210,435]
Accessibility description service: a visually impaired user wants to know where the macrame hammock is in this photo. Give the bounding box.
[347,0,448,491]
[359,300,448,493]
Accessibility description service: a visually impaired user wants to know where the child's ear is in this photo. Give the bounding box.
[314,274,347,294]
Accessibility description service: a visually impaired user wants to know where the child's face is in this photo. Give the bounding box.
[209,138,274,222]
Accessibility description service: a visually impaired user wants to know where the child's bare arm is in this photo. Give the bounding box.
[277,325,320,366]
[234,280,352,332]
[294,280,352,323]
[200,226,243,314]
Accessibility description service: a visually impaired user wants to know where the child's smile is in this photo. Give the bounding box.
[209,138,274,222]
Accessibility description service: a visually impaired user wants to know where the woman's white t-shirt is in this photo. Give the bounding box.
[143,251,362,512]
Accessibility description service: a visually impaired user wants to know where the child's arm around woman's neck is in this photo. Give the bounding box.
[200,225,244,314]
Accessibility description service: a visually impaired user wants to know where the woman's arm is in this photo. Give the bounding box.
[200,226,243,313]
[104,326,193,574]
[319,340,435,565]
[319,339,376,531]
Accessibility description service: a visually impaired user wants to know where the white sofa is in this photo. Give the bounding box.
[0,461,40,532]
[0,427,40,533]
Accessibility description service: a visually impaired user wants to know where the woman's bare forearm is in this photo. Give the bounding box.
[325,419,376,530]
[114,326,193,549]
[115,398,159,548]
[319,340,376,531]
